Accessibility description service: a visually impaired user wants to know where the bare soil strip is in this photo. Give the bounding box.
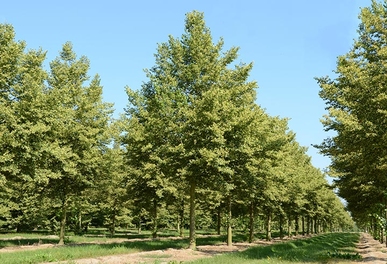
[351,232,387,264]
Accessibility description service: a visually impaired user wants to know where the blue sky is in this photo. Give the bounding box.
[2,0,371,174]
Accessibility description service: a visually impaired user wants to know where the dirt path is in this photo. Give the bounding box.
[351,232,387,263]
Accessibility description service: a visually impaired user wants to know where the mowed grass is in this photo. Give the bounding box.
[0,229,222,264]
[0,239,188,264]
[188,232,361,264]
[0,231,360,264]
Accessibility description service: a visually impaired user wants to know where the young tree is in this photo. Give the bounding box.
[122,11,257,248]
[316,0,387,229]
[0,23,51,227]
[44,42,113,244]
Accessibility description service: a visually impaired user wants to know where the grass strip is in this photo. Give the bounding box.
[0,239,188,264]
[188,232,360,264]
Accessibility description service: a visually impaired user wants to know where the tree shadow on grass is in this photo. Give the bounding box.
[75,238,189,251]
[0,238,59,248]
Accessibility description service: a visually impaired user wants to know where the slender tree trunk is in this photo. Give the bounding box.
[137,218,141,234]
[302,216,305,236]
[248,202,254,243]
[78,211,82,235]
[287,216,291,237]
[110,209,116,237]
[295,215,299,236]
[227,196,232,246]
[58,200,67,245]
[385,204,387,247]
[189,181,196,249]
[217,208,221,235]
[177,217,180,236]
[306,216,310,235]
[266,211,272,241]
[179,199,184,237]
[279,214,284,239]
[152,200,158,239]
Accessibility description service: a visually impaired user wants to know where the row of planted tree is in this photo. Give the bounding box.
[316,0,387,246]
[0,11,353,247]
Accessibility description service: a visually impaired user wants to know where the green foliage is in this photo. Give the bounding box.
[316,0,387,227]
[0,8,353,247]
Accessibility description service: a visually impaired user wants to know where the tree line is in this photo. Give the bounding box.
[0,11,352,247]
[317,0,387,244]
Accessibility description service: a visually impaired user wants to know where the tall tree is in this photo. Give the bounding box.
[316,0,387,227]
[45,42,113,244]
[122,11,257,248]
[0,23,50,227]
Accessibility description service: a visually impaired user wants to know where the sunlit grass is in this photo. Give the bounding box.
[188,232,360,264]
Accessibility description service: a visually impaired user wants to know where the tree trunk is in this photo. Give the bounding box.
[78,211,82,235]
[177,217,180,236]
[385,204,387,247]
[248,202,254,243]
[217,207,221,235]
[179,199,184,237]
[227,196,232,246]
[110,210,116,237]
[58,200,67,245]
[279,214,283,239]
[266,211,272,241]
[306,216,310,235]
[295,215,299,236]
[189,181,196,249]
[302,216,305,236]
[287,216,291,237]
[137,218,141,234]
[152,200,158,239]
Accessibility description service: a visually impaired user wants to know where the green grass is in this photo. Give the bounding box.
[188,232,361,264]
[0,231,360,264]
[0,229,224,264]
[0,239,188,264]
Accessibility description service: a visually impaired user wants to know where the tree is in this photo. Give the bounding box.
[43,42,113,244]
[96,136,130,236]
[122,11,257,248]
[316,0,387,231]
[0,23,51,228]
[122,88,179,238]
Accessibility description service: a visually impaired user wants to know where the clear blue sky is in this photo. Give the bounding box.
[1,0,371,174]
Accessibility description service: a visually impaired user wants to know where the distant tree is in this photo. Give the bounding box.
[97,125,131,236]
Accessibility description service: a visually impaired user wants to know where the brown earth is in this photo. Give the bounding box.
[349,232,387,264]
[3,233,387,263]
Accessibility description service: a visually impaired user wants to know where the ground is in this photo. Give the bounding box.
[351,232,387,264]
[2,233,387,263]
